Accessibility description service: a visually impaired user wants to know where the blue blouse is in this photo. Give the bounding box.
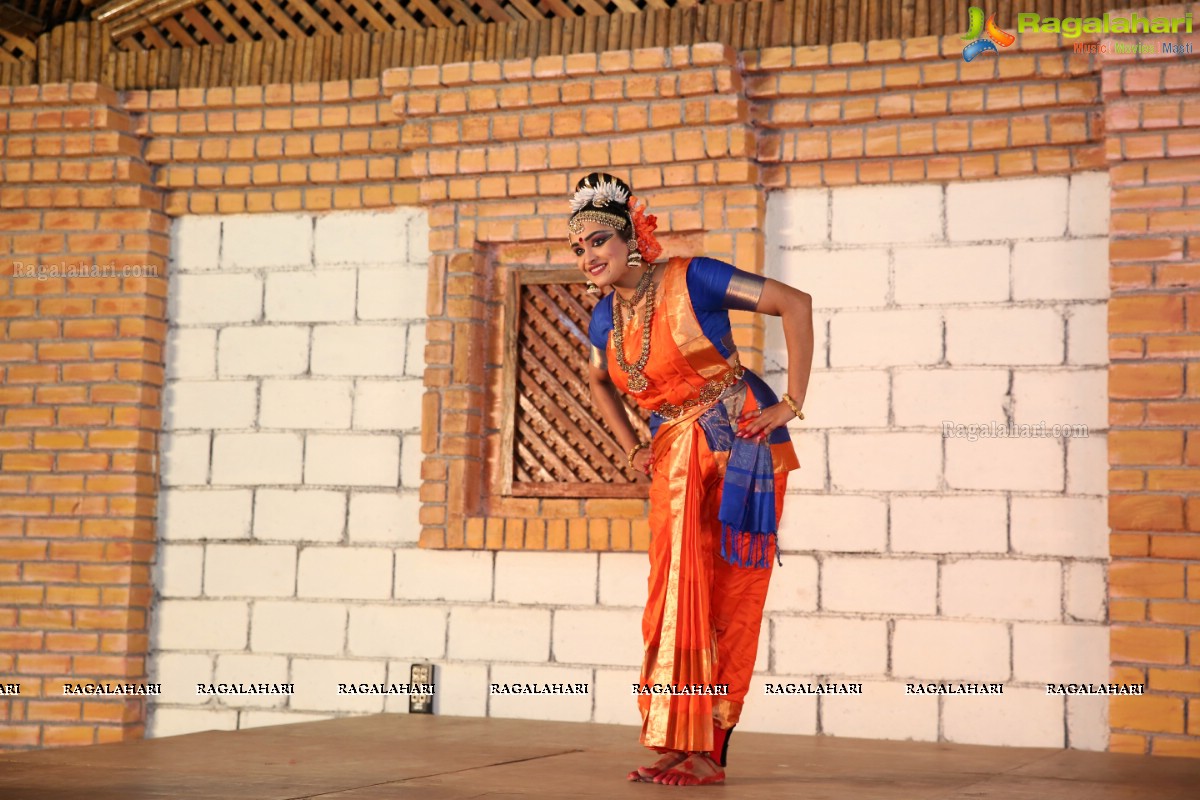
[587,257,771,441]
[588,256,762,356]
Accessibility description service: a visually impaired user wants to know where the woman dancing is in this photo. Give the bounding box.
[570,172,815,786]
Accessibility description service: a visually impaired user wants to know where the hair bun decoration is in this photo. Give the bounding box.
[628,195,663,264]
[568,176,630,213]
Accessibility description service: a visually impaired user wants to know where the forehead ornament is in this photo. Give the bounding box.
[567,176,631,238]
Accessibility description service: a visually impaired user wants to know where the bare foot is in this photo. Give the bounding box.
[653,753,725,786]
[626,750,687,782]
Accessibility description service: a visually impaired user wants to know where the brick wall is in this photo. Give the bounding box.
[405,30,1111,552]
[1,73,414,747]
[1102,6,1200,758]
[0,84,166,747]
[2,3,1198,753]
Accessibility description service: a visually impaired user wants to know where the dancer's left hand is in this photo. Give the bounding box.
[736,403,796,442]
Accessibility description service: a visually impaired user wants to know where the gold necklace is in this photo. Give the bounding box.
[613,268,652,314]
[611,271,656,393]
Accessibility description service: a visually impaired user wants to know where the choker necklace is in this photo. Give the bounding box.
[611,269,655,393]
[613,267,652,314]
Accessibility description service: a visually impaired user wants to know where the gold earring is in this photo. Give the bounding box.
[626,238,643,269]
[586,281,601,297]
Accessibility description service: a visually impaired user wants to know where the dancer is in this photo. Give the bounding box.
[570,172,814,786]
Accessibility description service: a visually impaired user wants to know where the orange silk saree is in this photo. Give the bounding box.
[601,256,799,752]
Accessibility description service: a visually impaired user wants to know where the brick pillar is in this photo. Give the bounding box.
[1103,19,1200,756]
[0,84,165,748]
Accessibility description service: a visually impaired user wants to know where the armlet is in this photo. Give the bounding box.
[725,272,766,311]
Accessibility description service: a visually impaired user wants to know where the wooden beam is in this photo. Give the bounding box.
[109,0,207,38]
[92,0,152,23]
[0,3,42,36]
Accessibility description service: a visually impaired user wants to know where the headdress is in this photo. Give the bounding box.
[567,175,663,264]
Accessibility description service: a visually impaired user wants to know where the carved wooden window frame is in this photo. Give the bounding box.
[497,268,651,500]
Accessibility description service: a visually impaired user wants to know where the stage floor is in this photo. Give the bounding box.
[1,714,1198,799]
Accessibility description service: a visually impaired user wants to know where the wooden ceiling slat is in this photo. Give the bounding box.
[136,15,171,43]
[0,26,38,53]
[310,0,362,33]
[201,0,254,41]
[434,0,481,26]
[159,13,196,44]
[470,0,514,23]
[339,0,392,32]
[275,0,336,37]
[371,0,421,30]
[546,0,583,17]
[504,0,543,23]
[222,0,277,39]
[115,28,141,46]
[247,0,306,38]
[179,6,223,43]
[405,0,452,26]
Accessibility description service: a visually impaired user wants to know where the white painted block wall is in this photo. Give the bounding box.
[763,173,1110,749]
[152,176,1110,751]
[151,208,431,734]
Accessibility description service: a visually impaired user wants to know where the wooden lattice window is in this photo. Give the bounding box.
[499,269,651,498]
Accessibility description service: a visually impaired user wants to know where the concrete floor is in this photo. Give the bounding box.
[1,714,1198,799]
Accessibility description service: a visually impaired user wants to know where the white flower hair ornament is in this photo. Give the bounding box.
[569,177,630,213]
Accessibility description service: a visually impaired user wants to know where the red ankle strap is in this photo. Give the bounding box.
[710,724,735,767]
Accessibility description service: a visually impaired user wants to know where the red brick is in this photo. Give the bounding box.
[1110,495,1185,532]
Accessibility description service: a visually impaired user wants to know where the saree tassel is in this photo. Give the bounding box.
[720,525,779,569]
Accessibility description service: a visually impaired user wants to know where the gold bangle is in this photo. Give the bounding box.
[781,393,804,420]
[627,441,648,470]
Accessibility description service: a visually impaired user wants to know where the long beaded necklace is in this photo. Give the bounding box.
[611,267,655,393]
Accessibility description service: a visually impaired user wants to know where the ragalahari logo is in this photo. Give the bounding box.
[961,7,1016,62]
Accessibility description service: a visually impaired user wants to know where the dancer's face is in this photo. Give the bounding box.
[571,220,632,289]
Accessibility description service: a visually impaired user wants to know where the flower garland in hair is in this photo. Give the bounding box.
[569,177,629,213]
[628,195,662,264]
